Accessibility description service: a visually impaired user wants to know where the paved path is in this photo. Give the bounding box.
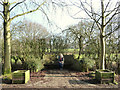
[2,69,118,88]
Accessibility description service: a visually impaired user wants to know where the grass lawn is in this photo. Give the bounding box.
[74,54,85,59]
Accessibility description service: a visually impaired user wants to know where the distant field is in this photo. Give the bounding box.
[74,54,85,59]
[62,49,79,53]
[47,48,120,59]
[65,49,120,60]
[65,49,79,52]
[46,49,79,53]
[74,53,120,57]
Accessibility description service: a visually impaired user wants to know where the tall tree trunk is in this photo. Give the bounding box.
[49,40,52,53]
[105,49,107,69]
[100,33,105,70]
[78,37,82,59]
[117,1,120,74]
[3,1,11,74]
[2,0,46,74]
[97,41,100,69]
[118,55,120,74]
[100,0,105,70]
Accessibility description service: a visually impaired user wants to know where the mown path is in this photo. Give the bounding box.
[2,69,118,89]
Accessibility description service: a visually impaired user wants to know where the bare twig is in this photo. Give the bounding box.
[39,7,50,24]
[80,1,101,31]
[105,25,119,38]
[105,12,119,26]
[0,2,3,5]
[90,21,95,33]
[0,13,4,19]
[105,7,119,18]
[10,0,46,22]
[104,0,111,12]
[10,0,26,11]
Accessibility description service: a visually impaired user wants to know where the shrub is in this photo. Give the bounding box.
[11,56,23,71]
[71,57,95,72]
[24,57,44,72]
[42,54,57,65]
[79,57,95,71]
[71,59,82,71]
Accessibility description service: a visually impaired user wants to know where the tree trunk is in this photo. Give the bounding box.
[78,37,82,59]
[97,41,100,69]
[3,2,11,74]
[100,32,105,70]
[118,57,120,74]
[49,40,52,53]
[100,0,105,70]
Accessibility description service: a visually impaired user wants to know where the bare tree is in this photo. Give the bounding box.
[11,20,49,58]
[69,0,120,70]
[63,20,93,59]
[0,0,46,74]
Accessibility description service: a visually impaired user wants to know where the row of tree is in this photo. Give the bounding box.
[0,0,119,74]
[64,20,119,70]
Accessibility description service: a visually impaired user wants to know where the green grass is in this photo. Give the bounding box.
[73,53,120,59]
[74,54,85,59]
[47,49,79,53]
[64,48,119,60]
[64,49,79,53]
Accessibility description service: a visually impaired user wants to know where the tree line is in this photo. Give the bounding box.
[0,0,119,74]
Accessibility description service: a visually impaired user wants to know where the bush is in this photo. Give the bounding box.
[24,57,44,72]
[11,56,23,71]
[71,59,82,71]
[79,57,95,71]
[71,57,95,72]
[42,54,57,65]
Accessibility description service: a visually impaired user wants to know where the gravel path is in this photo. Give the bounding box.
[2,69,119,89]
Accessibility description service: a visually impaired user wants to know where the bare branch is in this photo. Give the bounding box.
[10,0,26,11]
[105,12,119,26]
[104,0,111,12]
[19,3,25,14]
[80,1,101,31]
[31,1,50,23]
[67,9,89,20]
[67,2,100,20]
[10,1,17,5]
[10,0,46,22]
[105,7,119,18]
[69,0,81,9]
[73,10,81,16]
[0,2,3,5]
[23,2,28,11]
[52,1,68,7]
[0,13,4,19]
[90,21,95,33]
[105,25,120,38]
[39,7,50,24]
